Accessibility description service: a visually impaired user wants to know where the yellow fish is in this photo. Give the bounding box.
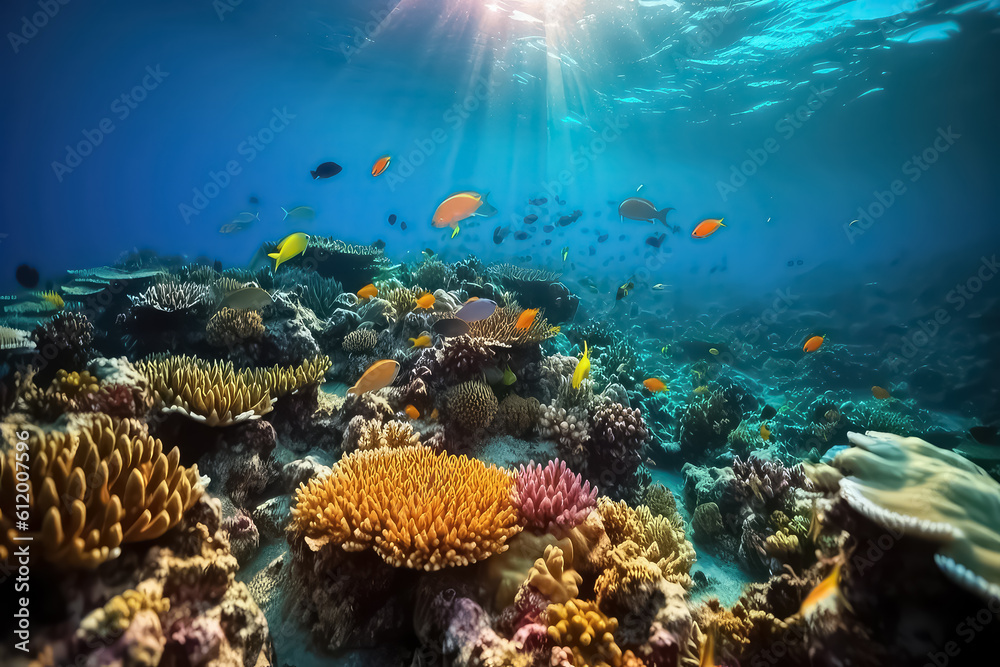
[799,559,846,617]
[415,293,436,309]
[348,359,399,396]
[709,348,719,356]
[760,423,771,441]
[572,341,591,388]
[269,232,309,270]
[451,225,461,239]
[409,334,432,348]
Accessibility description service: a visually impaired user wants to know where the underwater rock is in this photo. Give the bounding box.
[252,495,292,542]
[222,509,261,566]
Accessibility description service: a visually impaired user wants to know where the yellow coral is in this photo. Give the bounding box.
[354,419,420,450]
[595,541,665,612]
[527,543,581,604]
[52,369,101,398]
[205,307,265,347]
[291,445,521,570]
[0,415,203,568]
[545,598,623,667]
[76,587,169,642]
[39,290,65,310]
[598,498,696,589]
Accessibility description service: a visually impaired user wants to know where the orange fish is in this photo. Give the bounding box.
[357,283,378,299]
[692,218,726,238]
[405,404,420,419]
[760,423,770,441]
[515,308,539,330]
[409,335,432,348]
[433,191,491,228]
[871,386,891,400]
[643,378,668,393]
[803,335,824,353]
[799,560,844,617]
[415,293,436,309]
[348,359,399,396]
[465,296,479,303]
[371,155,391,177]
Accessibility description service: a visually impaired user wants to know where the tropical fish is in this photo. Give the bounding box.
[646,233,667,248]
[513,231,529,241]
[616,281,634,300]
[589,246,596,256]
[348,359,400,396]
[423,248,435,257]
[415,293,436,309]
[760,423,771,441]
[524,214,538,224]
[544,239,553,246]
[502,366,517,385]
[692,218,726,238]
[528,197,547,205]
[372,239,386,251]
[269,232,309,270]
[557,210,583,226]
[543,225,555,233]
[400,221,408,230]
[709,348,720,356]
[761,405,777,420]
[357,283,378,299]
[405,404,420,419]
[652,284,668,290]
[451,226,461,239]
[643,378,668,393]
[282,206,315,221]
[494,225,511,244]
[311,161,342,179]
[15,264,40,289]
[433,191,494,228]
[871,386,891,400]
[597,233,609,242]
[803,335,824,353]
[433,318,471,337]
[799,560,845,617]
[572,341,591,389]
[371,155,391,177]
[388,214,397,225]
[660,345,670,356]
[515,308,539,330]
[409,334,432,348]
[455,298,498,322]
[221,287,274,310]
[233,211,259,224]
[561,246,569,262]
[618,197,674,225]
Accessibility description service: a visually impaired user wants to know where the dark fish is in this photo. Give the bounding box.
[529,197,547,205]
[619,235,627,241]
[787,260,794,267]
[618,254,626,261]
[401,221,407,230]
[761,405,777,420]
[311,161,342,179]
[797,259,804,266]
[424,248,435,257]
[645,233,666,248]
[544,239,553,246]
[213,260,223,273]
[524,214,538,224]
[598,234,609,243]
[493,226,511,244]
[589,246,596,256]
[15,264,39,289]
[602,258,611,266]
[373,239,386,250]
[557,210,583,227]
[970,426,997,444]
[616,281,634,300]
[618,197,674,225]
[249,196,259,204]
[433,318,471,337]
[543,225,555,233]
[389,214,397,225]
[515,231,529,240]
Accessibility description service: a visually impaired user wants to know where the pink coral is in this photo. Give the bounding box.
[513,459,598,534]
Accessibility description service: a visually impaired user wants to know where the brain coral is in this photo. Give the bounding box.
[0,415,203,567]
[291,444,521,570]
[513,459,598,534]
[342,328,378,353]
[446,379,499,431]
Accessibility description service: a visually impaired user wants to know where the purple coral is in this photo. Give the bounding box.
[168,616,225,665]
[512,459,597,533]
[729,456,807,511]
[587,401,650,503]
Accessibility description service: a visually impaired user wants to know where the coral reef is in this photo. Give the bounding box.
[205,306,265,347]
[513,459,598,533]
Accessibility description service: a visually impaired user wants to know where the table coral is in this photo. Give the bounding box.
[291,444,521,569]
[513,458,598,533]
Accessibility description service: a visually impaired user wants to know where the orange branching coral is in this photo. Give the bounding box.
[291,444,521,570]
[598,498,696,589]
[545,598,623,667]
[0,415,203,568]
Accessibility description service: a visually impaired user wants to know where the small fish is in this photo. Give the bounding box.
[709,348,719,356]
[645,233,667,248]
[557,210,583,226]
[616,281,634,300]
[502,366,517,385]
[400,221,408,230]
[281,206,316,222]
[572,341,591,388]
[15,264,39,289]
[660,345,670,356]
[643,378,668,393]
[371,155,391,177]
[799,560,845,617]
[543,225,555,233]
[803,335,824,353]
[415,293,436,309]
[219,222,245,234]
[311,161,342,179]
[652,284,669,290]
[871,386,891,400]
[433,191,494,228]
[970,425,997,444]
[388,214,397,225]
[348,359,400,396]
[221,287,274,310]
[423,248,435,257]
[405,404,420,419]
[597,234,609,243]
[761,405,777,420]
[249,196,259,204]
[451,226,461,239]
[409,334,432,348]
[433,318,471,337]
[524,214,538,224]
[561,246,569,262]
[692,218,726,238]
[515,231,529,240]
[269,232,309,270]
[455,298,498,322]
[619,235,627,241]
[589,246,596,256]
[543,239,553,246]
[528,197,547,205]
[515,308,539,330]
[619,197,674,225]
[357,283,379,299]
[372,239,386,251]
[760,423,771,441]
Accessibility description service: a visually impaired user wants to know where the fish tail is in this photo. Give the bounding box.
[310,170,318,179]
[281,207,289,221]
[655,207,674,224]
[719,218,726,226]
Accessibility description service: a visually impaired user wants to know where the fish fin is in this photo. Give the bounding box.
[655,207,674,224]
[281,207,289,221]
[267,252,280,259]
[310,170,318,179]
[719,219,726,226]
